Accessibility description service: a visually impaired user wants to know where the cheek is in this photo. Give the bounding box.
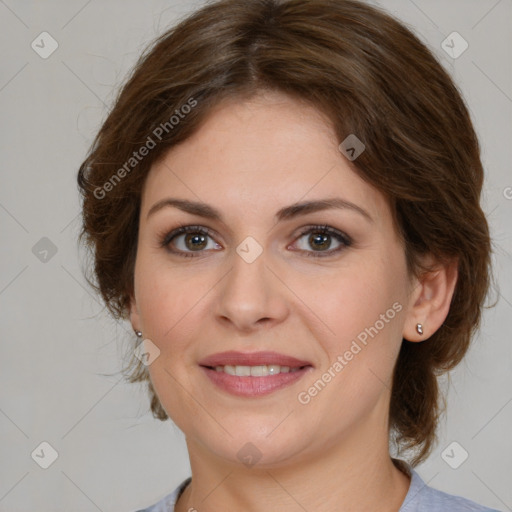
[309,254,404,337]
[313,250,407,382]
[135,255,193,347]
[294,264,406,436]
[134,258,212,428]
[134,253,226,368]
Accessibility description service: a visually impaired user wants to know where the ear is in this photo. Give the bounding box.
[129,293,142,334]
[403,254,459,342]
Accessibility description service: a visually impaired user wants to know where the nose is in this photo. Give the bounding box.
[214,246,289,333]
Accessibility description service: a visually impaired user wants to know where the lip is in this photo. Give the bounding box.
[198,350,313,368]
[198,351,314,398]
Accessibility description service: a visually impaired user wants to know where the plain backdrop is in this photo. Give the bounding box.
[0,1,511,511]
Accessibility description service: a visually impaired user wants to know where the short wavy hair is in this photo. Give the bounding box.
[77,0,493,466]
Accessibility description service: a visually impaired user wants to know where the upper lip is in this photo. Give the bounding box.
[199,351,313,368]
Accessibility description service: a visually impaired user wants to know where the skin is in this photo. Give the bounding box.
[130,89,458,512]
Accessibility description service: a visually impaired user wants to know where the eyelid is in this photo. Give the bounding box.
[289,224,352,257]
[293,224,352,245]
[159,223,352,258]
[159,224,220,249]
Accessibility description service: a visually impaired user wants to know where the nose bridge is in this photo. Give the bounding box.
[215,236,288,329]
[233,238,267,291]
[228,238,270,308]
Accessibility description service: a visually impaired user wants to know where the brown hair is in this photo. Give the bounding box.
[77,0,493,466]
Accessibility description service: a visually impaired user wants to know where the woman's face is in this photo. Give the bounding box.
[131,90,416,467]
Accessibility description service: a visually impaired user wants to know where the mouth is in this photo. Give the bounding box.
[198,351,314,397]
[203,363,309,376]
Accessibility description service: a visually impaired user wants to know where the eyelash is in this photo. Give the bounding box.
[158,224,352,258]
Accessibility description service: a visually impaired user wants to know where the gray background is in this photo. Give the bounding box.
[0,0,511,511]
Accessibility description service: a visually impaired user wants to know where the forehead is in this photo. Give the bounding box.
[141,91,388,228]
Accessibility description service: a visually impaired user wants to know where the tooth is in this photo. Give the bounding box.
[235,365,251,376]
[250,365,269,376]
[213,364,303,375]
[224,365,236,375]
[267,365,280,375]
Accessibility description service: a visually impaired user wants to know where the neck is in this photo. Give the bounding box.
[175,416,411,512]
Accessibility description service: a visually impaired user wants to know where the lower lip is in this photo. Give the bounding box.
[200,366,313,397]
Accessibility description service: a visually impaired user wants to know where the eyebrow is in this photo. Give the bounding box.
[146,197,373,223]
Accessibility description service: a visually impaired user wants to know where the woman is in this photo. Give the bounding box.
[77,0,500,510]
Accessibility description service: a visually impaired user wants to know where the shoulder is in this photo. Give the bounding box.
[398,461,501,512]
[133,477,191,512]
[133,468,502,512]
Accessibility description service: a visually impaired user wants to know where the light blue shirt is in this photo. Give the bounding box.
[135,460,502,511]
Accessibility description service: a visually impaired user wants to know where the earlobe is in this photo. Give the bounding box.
[129,295,142,334]
[403,256,459,342]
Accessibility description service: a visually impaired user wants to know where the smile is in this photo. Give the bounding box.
[210,364,304,376]
[198,350,314,397]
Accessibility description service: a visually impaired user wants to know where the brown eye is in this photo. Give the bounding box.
[292,225,352,258]
[161,225,221,257]
[182,232,208,251]
[307,232,332,251]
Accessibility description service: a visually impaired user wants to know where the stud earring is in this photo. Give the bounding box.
[416,323,423,336]
[135,330,143,338]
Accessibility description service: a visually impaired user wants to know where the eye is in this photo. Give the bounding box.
[159,223,352,259]
[290,225,352,257]
[160,225,221,257]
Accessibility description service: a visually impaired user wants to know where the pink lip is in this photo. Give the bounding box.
[198,350,312,368]
[201,366,313,397]
[198,351,314,398]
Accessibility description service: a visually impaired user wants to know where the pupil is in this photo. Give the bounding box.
[310,233,330,250]
[183,232,332,252]
[186,233,207,250]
